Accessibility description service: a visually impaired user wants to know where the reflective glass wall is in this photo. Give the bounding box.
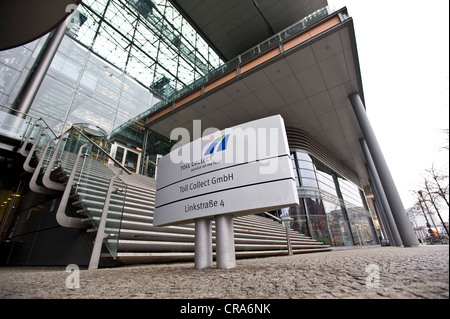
[1,0,223,135]
[0,37,49,108]
[1,0,223,178]
[71,0,223,99]
[288,150,380,247]
[24,36,160,135]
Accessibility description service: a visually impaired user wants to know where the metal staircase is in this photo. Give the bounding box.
[1,107,332,267]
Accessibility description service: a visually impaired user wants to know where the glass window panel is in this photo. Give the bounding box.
[291,159,297,169]
[123,77,152,104]
[58,37,89,64]
[93,25,129,70]
[70,0,223,104]
[72,6,100,47]
[301,177,318,188]
[134,21,158,49]
[47,54,82,88]
[0,66,20,95]
[288,201,310,237]
[112,112,130,131]
[83,0,107,15]
[31,76,75,123]
[119,91,149,118]
[106,4,136,38]
[299,168,316,179]
[177,63,197,86]
[127,47,156,87]
[297,159,314,170]
[68,92,115,133]
[338,177,364,207]
[314,159,338,196]
[23,38,40,51]
[304,198,331,245]
[296,151,313,161]
[346,209,378,246]
[0,46,32,72]
[79,55,122,106]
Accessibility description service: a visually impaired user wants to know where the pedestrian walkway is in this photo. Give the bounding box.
[0,245,448,299]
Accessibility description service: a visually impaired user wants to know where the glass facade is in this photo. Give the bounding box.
[27,36,159,135]
[1,0,222,134]
[70,0,222,98]
[287,151,379,247]
[1,1,380,250]
[0,0,216,177]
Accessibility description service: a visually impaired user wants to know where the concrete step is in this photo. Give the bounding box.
[32,139,332,265]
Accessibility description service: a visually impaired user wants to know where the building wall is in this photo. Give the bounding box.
[1,35,161,136]
[286,149,379,247]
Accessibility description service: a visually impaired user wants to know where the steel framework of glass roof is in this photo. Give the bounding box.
[69,0,223,98]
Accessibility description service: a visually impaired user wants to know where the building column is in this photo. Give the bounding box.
[12,14,73,117]
[349,93,418,247]
[360,138,402,246]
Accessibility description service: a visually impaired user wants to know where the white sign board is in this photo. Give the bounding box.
[153,115,299,226]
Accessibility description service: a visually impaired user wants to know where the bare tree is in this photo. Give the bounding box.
[418,165,449,237]
[440,128,449,151]
[426,164,449,208]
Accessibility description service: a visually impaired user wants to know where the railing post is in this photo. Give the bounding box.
[23,125,45,173]
[29,139,59,194]
[282,217,293,256]
[42,133,67,191]
[55,143,88,229]
[18,119,39,156]
[89,170,123,270]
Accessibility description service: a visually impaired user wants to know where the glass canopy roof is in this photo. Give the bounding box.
[68,0,223,98]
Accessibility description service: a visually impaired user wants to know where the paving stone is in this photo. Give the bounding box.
[0,245,448,299]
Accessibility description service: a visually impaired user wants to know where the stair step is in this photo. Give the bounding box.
[110,239,329,252]
[30,141,332,265]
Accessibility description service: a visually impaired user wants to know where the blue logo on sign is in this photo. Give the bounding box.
[204,134,230,156]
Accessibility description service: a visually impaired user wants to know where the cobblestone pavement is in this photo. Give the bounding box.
[0,245,448,299]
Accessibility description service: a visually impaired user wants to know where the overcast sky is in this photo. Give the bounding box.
[328,0,449,219]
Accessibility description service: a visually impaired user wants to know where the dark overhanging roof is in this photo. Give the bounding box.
[168,0,328,61]
[0,0,82,51]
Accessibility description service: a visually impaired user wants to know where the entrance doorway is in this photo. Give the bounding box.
[109,143,141,173]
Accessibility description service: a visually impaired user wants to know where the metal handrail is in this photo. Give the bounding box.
[2,104,130,175]
[0,103,58,139]
[70,125,132,175]
[55,143,89,229]
[263,211,283,222]
[263,211,293,255]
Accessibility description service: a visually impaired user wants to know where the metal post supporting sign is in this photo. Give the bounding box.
[154,115,299,269]
[194,218,213,269]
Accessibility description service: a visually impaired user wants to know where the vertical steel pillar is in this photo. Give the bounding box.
[367,165,395,242]
[360,139,402,246]
[194,218,213,269]
[13,14,72,116]
[215,215,236,269]
[349,93,418,247]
